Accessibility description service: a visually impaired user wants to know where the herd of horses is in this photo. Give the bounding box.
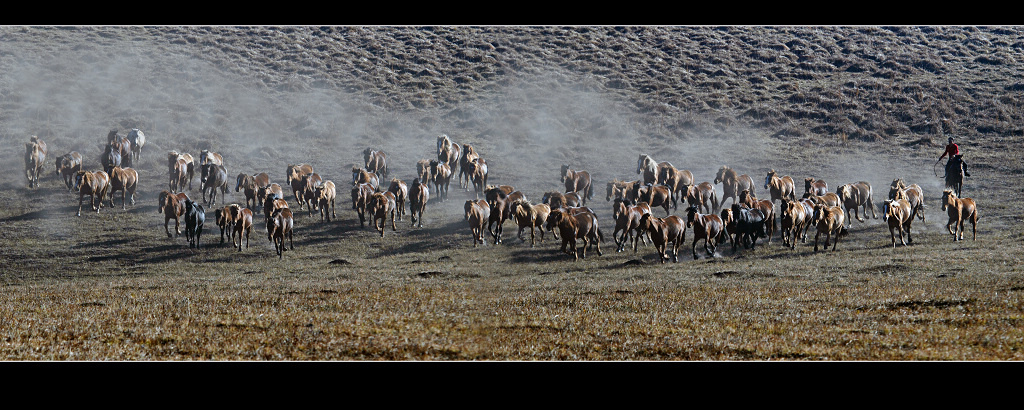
[22,131,981,262]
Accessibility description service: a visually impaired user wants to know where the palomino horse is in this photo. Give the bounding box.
[811,204,848,252]
[158,190,188,237]
[780,199,808,249]
[351,183,376,228]
[804,177,828,197]
[267,207,294,258]
[548,208,603,261]
[287,164,314,207]
[459,144,480,190]
[409,178,429,227]
[941,189,978,241]
[127,128,145,164]
[612,198,651,253]
[314,180,337,222]
[107,166,138,210]
[236,172,271,210]
[24,137,47,188]
[429,159,452,202]
[201,164,230,207]
[883,198,915,248]
[889,178,925,223]
[75,170,110,217]
[55,151,83,191]
[369,191,398,237]
[465,199,490,247]
[685,181,719,214]
[945,155,966,197]
[837,182,877,227]
[686,204,725,260]
[764,169,796,207]
[714,166,755,210]
[387,178,408,222]
[637,213,685,263]
[183,198,205,249]
[561,165,594,206]
[510,198,551,247]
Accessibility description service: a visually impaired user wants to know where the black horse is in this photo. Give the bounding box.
[730,203,768,250]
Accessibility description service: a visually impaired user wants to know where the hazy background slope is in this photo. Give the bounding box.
[1,26,1021,223]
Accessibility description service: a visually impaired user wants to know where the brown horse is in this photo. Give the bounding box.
[685,181,719,214]
[764,169,796,206]
[636,154,676,186]
[351,182,376,228]
[487,190,525,245]
[883,198,915,248]
[720,207,737,249]
[287,164,314,208]
[714,166,755,210]
[437,134,462,172]
[686,204,725,260]
[837,182,877,227]
[25,137,47,188]
[562,192,583,208]
[267,207,294,259]
[889,178,925,223]
[236,172,270,210]
[659,165,694,210]
[638,213,685,263]
[942,189,978,241]
[430,159,452,202]
[467,157,489,198]
[459,144,480,190]
[363,148,388,179]
[158,190,188,237]
[351,167,380,192]
[561,165,593,206]
[387,178,408,222]
[780,199,808,249]
[168,151,196,191]
[215,206,232,244]
[548,208,603,261]
[228,204,254,251]
[107,166,138,210]
[263,197,290,226]
[633,183,672,216]
[55,151,82,191]
[257,183,285,211]
[465,199,490,247]
[510,198,551,247]
[739,190,776,244]
[370,191,397,237]
[805,192,842,208]
[315,180,337,222]
[199,150,224,168]
[612,198,651,253]
[606,179,640,203]
[804,177,828,197]
[300,172,324,211]
[106,132,132,168]
[409,178,429,228]
[416,159,433,185]
[811,204,848,252]
[797,198,817,244]
[75,170,109,217]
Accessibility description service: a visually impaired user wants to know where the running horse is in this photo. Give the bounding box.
[127,128,146,164]
[437,134,462,173]
[560,165,593,206]
[107,166,139,210]
[459,144,480,190]
[287,164,314,208]
[636,154,675,186]
[75,170,110,217]
[24,136,47,188]
[55,151,83,191]
[715,166,756,210]
[941,189,978,242]
[686,204,725,260]
[363,148,388,179]
[764,169,797,207]
[804,177,828,197]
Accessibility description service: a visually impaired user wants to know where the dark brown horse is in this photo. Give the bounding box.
[804,177,828,197]
[55,151,83,191]
[637,213,685,263]
[686,204,725,260]
[945,155,966,197]
[409,178,429,227]
[430,159,452,202]
[363,148,388,179]
[287,163,314,208]
[267,208,294,258]
[560,165,593,206]
[201,164,230,207]
[158,190,188,237]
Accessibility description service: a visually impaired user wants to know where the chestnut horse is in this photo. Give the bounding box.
[487,190,525,245]
[25,136,48,188]
[55,151,82,191]
[287,164,314,208]
[560,165,593,206]
[837,182,877,227]
[510,198,551,247]
[459,144,480,190]
[75,170,110,217]
[883,198,915,248]
[351,182,376,228]
[606,179,640,203]
[804,177,828,197]
[780,199,808,249]
[107,166,138,210]
[236,172,270,210]
[363,148,388,179]
[409,178,429,228]
[764,169,796,206]
[351,167,380,192]
[638,213,685,263]
[267,207,294,258]
[659,165,693,210]
[685,181,719,214]
[158,190,188,237]
[632,183,672,216]
[466,157,489,198]
[548,208,603,261]
[686,204,725,260]
[811,204,848,252]
[714,166,755,210]
[889,178,925,224]
[168,151,195,191]
[612,198,651,253]
[429,160,452,202]
[257,183,285,211]
[941,189,978,241]
[369,191,397,237]
[228,204,254,251]
[465,199,491,247]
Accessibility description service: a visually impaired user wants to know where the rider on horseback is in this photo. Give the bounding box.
[940,137,970,178]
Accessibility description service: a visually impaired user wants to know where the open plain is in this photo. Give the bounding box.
[1,26,1022,360]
